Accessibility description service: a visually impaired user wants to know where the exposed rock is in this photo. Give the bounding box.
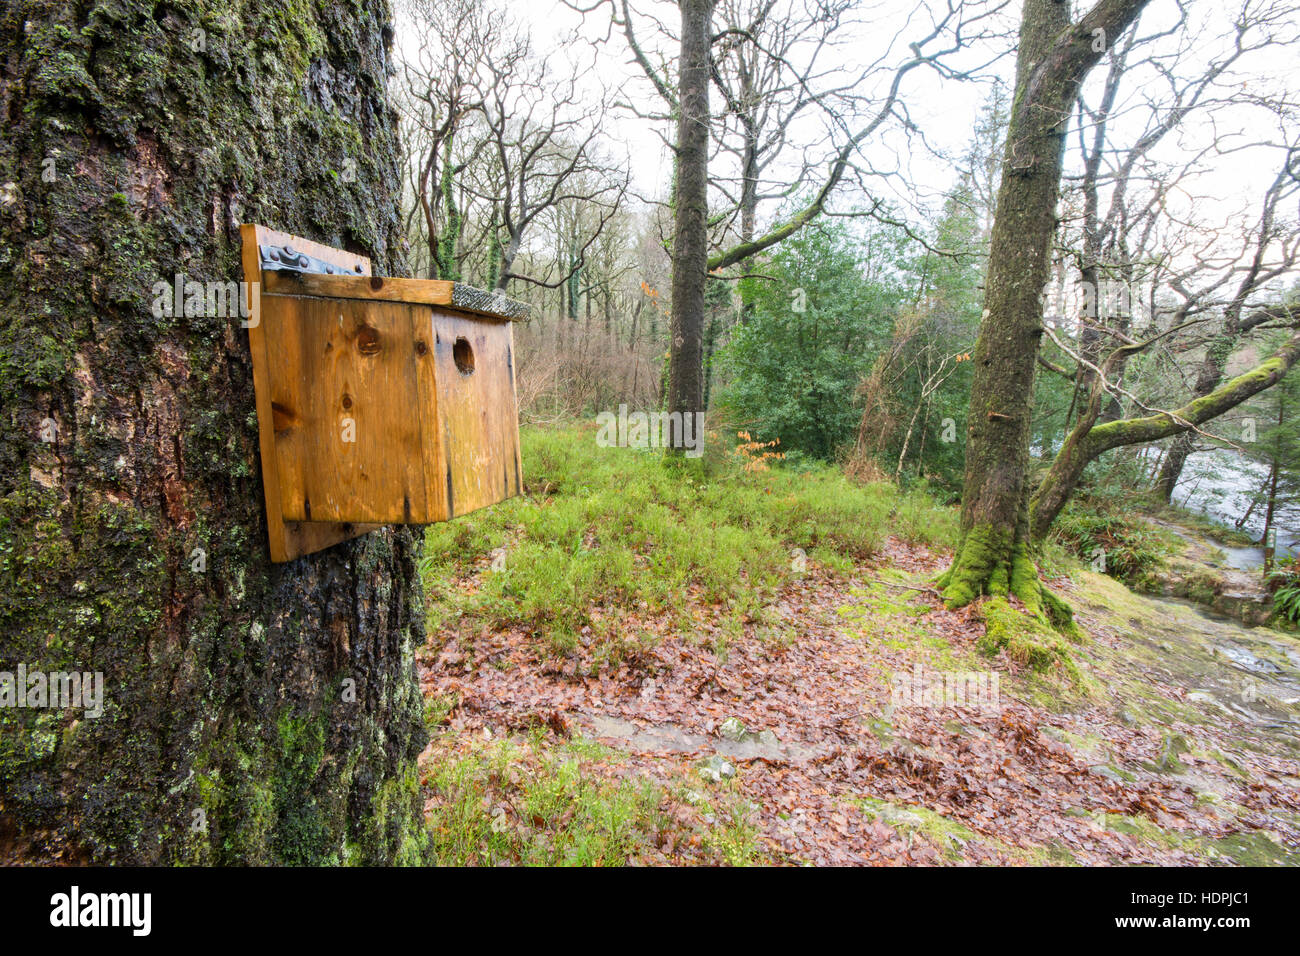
[698,755,736,783]
[718,716,748,742]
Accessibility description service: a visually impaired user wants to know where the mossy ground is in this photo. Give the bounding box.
[937,523,1087,681]
[978,596,1082,680]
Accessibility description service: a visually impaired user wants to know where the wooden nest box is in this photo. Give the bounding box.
[240,225,528,562]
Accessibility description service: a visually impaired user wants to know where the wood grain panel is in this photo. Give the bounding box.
[240,224,380,562]
[430,309,522,518]
[266,295,436,524]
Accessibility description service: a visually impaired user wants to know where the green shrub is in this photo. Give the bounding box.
[1267,557,1300,624]
[714,220,907,460]
[1049,506,1172,588]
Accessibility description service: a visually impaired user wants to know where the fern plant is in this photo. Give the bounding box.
[1267,557,1300,624]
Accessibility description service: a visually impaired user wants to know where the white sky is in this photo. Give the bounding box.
[391,0,1299,287]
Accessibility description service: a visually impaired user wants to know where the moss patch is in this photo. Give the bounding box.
[978,597,1081,680]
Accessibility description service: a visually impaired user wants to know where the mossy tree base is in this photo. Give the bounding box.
[978,597,1082,680]
[938,525,1084,677]
[937,525,1044,612]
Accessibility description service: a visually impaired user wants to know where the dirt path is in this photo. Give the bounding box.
[417,539,1300,865]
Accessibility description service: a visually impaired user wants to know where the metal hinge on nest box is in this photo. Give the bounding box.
[259,243,366,276]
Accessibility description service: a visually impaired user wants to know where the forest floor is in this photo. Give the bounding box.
[415,425,1300,865]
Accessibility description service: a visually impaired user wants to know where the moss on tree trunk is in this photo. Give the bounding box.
[1028,331,1300,541]
[941,0,1151,615]
[0,0,428,864]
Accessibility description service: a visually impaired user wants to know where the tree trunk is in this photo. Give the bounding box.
[666,0,714,445]
[737,111,758,326]
[1262,457,1280,572]
[1262,394,1284,570]
[0,0,427,863]
[1154,431,1195,502]
[435,133,462,282]
[940,0,1152,611]
[1154,334,1233,501]
[495,232,522,292]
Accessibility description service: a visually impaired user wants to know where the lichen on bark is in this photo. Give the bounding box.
[1,0,429,864]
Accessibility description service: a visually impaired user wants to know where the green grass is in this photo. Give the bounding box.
[420,423,959,655]
[423,733,761,865]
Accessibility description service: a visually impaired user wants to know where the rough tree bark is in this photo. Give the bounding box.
[938,0,1152,613]
[0,0,427,863]
[666,0,715,434]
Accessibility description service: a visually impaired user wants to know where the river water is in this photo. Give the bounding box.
[1171,448,1298,568]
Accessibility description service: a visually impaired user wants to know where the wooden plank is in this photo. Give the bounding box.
[505,321,524,501]
[413,307,451,523]
[262,271,530,322]
[240,224,380,561]
[267,295,434,524]
[430,308,523,518]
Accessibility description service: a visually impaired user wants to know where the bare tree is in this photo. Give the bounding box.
[400,0,628,292]
[1024,1,1300,538]
[1151,146,1300,498]
[475,52,630,291]
[399,0,512,279]
[572,0,1010,424]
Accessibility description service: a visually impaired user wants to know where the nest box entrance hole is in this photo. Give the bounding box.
[453,336,475,375]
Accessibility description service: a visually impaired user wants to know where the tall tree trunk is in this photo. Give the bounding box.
[0,0,427,863]
[1262,458,1280,571]
[666,0,714,446]
[702,305,719,409]
[737,111,758,326]
[1262,394,1285,570]
[940,0,1152,611]
[435,133,462,282]
[1154,432,1194,502]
